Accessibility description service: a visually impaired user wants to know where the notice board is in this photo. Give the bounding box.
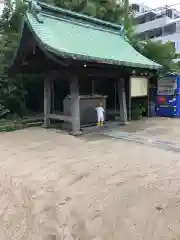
[130,77,148,97]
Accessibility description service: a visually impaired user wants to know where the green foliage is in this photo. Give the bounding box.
[0,0,28,119]
[39,0,127,23]
[0,121,23,132]
[139,40,178,72]
[171,61,180,73]
[131,106,144,120]
[0,76,27,118]
[40,0,88,12]
[0,0,26,73]
[131,100,146,120]
[0,103,9,118]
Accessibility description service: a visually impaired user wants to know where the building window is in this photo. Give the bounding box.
[166,9,172,18]
[138,17,146,24]
[164,23,176,34]
[149,14,156,21]
[131,4,139,12]
[174,14,179,19]
[147,28,163,39]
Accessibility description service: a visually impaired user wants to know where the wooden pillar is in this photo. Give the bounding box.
[118,78,128,124]
[128,77,131,121]
[43,78,51,128]
[70,76,81,135]
[147,78,150,117]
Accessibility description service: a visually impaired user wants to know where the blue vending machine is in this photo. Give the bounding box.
[156,73,180,117]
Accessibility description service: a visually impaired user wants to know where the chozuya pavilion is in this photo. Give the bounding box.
[9,0,161,135]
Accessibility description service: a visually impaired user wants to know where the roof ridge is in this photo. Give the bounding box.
[41,12,123,36]
[38,1,123,31]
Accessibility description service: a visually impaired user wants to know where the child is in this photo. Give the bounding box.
[96,102,105,127]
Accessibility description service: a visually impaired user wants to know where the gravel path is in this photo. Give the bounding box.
[0,127,180,240]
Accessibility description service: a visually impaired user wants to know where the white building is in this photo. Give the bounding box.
[131,2,180,53]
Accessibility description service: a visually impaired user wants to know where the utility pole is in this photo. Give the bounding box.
[124,0,129,29]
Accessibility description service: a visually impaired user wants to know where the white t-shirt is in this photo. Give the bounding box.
[96,107,104,118]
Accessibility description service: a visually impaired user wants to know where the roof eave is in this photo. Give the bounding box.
[42,43,162,70]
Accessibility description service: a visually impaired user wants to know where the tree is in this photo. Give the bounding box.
[0,0,26,73]
[39,0,127,23]
[139,40,180,72]
[0,0,27,118]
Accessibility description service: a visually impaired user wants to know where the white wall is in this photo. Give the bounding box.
[135,16,172,33]
[153,32,180,52]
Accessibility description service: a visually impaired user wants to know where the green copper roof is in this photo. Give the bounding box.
[26,3,161,70]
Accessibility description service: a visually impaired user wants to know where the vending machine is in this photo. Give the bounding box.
[156,73,180,117]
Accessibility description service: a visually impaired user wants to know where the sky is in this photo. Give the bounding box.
[130,0,180,11]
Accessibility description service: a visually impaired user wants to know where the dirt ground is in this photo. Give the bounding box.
[1,118,180,240]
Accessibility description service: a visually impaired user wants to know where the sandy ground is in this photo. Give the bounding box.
[0,120,180,239]
[121,117,180,141]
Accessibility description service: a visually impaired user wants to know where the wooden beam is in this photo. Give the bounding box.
[41,67,123,81]
[79,68,121,79]
[48,113,72,122]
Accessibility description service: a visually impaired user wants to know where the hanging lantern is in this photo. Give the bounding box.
[132,70,136,75]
